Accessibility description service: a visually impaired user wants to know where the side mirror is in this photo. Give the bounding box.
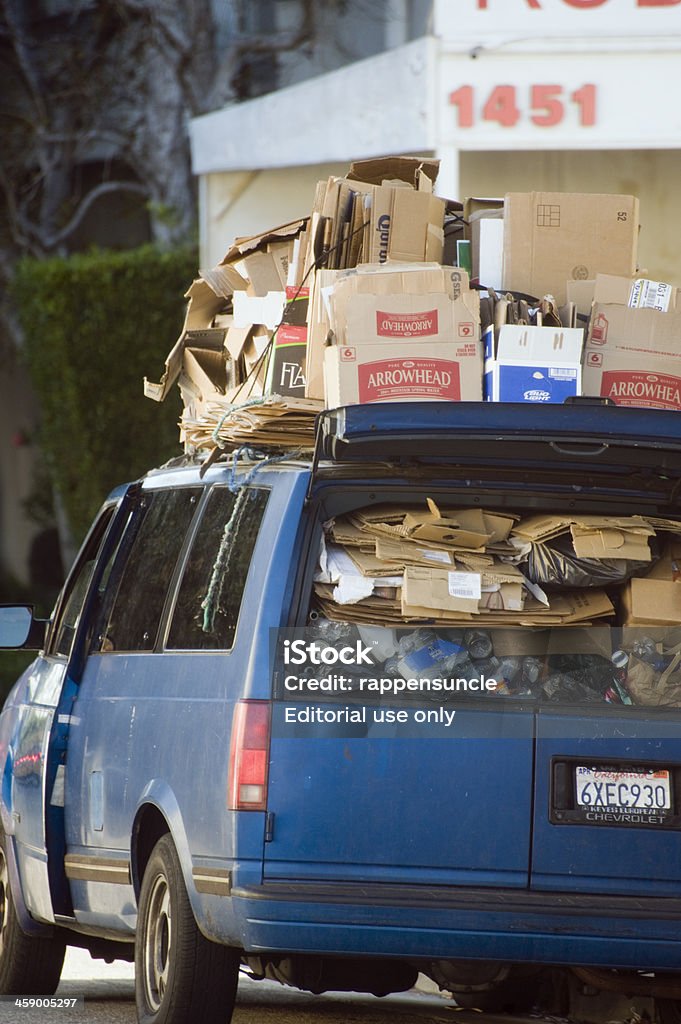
[0,606,47,650]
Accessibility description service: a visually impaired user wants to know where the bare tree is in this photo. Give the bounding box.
[0,0,320,353]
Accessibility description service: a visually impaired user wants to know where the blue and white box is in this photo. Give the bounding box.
[484,325,584,403]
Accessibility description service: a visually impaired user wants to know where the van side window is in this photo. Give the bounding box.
[166,487,269,651]
[50,506,117,658]
[99,488,201,652]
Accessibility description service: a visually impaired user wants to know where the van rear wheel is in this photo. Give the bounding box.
[135,834,239,1024]
[0,829,65,995]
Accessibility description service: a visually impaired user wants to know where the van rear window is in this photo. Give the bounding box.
[305,498,681,709]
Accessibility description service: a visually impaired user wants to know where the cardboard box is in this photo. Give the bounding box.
[484,325,584,403]
[329,265,478,347]
[323,265,481,406]
[265,286,309,398]
[582,275,681,409]
[503,192,639,306]
[621,577,681,626]
[324,341,483,407]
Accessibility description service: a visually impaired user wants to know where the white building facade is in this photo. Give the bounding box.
[191,0,681,283]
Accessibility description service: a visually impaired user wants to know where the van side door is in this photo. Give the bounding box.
[9,502,119,923]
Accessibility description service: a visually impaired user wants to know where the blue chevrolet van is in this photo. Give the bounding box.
[3,402,681,1023]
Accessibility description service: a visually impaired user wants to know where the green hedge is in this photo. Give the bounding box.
[12,245,197,541]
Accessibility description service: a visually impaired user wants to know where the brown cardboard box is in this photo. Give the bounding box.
[619,537,681,629]
[328,265,478,347]
[503,192,639,306]
[324,341,482,407]
[322,265,481,406]
[582,275,681,410]
[621,578,681,626]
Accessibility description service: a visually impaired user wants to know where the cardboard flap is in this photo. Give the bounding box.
[198,264,248,298]
[497,325,585,361]
[375,535,456,568]
[237,251,287,296]
[514,514,654,560]
[225,325,254,362]
[221,218,307,263]
[346,546,403,577]
[347,156,440,188]
[232,290,286,330]
[144,335,184,403]
[403,503,491,549]
[570,522,653,561]
[330,517,375,548]
[482,511,519,544]
[592,274,636,306]
[183,278,229,331]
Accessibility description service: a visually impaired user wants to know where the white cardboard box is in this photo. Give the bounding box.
[484,325,584,403]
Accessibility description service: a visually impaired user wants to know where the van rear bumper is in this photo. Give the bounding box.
[228,881,681,971]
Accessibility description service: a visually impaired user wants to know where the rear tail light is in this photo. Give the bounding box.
[228,700,271,811]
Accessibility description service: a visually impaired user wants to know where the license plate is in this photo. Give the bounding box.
[575,766,671,811]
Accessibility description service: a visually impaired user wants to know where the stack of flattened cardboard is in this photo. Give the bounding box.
[180,395,323,454]
[313,504,681,629]
[144,218,327,453]
[314,500,620,627]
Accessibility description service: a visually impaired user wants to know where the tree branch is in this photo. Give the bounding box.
[1,0,48,125]
[32,180,149,250]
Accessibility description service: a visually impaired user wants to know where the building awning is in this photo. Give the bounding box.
[190,38,436,176]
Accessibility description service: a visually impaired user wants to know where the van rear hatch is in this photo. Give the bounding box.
[264,402,681,899]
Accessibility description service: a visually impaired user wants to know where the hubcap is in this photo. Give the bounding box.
[143,872,172,1012]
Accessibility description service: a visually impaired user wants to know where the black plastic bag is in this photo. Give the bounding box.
[525,531,658,590]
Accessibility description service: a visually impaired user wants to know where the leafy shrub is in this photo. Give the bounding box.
[12,245,196,541]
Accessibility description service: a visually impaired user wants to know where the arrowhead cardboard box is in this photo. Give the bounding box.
[582,275,681,410]
[323,265,482,407]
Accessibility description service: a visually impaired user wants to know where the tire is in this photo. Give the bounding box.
[135,834,240,1024]
[0,830,66,995]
